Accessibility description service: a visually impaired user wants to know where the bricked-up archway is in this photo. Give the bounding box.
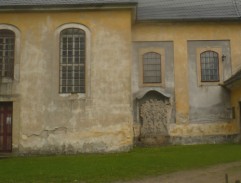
[137,90,171,145]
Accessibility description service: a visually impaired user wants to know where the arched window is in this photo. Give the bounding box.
[200,51,219,82]
[0,30,15,79]
[59,28,85,93]
[143,52,161,83]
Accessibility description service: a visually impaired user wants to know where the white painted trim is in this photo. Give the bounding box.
[55,23,91,98]
[0,24,21,82]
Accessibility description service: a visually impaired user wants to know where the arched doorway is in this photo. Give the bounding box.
[136,90,171,145]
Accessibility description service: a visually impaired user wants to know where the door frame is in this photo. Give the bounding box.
[0,102,13,153]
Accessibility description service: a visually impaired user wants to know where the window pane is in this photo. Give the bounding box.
[60,28,86,93]
[0,30,15,78]
[62,79,66,85]
[143,52,161,83]
[62,87,66,93]
[74,87,80,93]
[67,87,72,93]
[200,51,219,82]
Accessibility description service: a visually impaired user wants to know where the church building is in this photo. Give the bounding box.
[0,0,241,154]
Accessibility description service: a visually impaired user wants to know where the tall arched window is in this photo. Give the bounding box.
[0,30,15,79]
[200,51,219,82]
[143,52,161,83]
[60,28,85,93]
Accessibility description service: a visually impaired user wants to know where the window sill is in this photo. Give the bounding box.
[140,83,165,88]
[198,81,222,86]
[59,93,86,99]
[0,77,13,83]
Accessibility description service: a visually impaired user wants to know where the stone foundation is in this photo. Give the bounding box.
[170,134,240,145]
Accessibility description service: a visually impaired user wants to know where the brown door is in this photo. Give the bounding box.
[0,102,13,152]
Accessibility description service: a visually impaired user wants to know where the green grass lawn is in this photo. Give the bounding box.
[0,144,241,183]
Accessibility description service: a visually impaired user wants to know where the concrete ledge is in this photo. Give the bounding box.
[134,134,240,147]
[135,135,171,146]
[170,134,240,145]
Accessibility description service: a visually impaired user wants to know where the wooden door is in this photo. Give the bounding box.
[0,102,13,152]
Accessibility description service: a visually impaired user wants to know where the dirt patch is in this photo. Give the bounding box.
[116,161,241,183]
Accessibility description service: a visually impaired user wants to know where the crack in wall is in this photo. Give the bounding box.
[27,127,68,138]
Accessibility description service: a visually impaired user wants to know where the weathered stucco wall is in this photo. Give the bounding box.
[0,9,134,153]
[132,41,175,145]
[1,12,241,153]
[230,84,241,138]
[188,40,232,123]
[132,22,241,143]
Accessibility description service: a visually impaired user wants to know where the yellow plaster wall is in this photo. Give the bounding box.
[1,10,241,151]
[230,84,241,134]
[132,22,241,137]
[0,9,134,153]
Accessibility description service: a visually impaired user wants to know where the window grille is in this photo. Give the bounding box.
[200,51,219,82]
[0,30,15,79]
[60,28,85,93]
[143,52,161,83]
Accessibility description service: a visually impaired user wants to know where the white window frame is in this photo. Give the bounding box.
[55,23,91,98]
[0,24,20,83]
[196,47,223,86]
[138,47,165,87]
[60,28,86,94]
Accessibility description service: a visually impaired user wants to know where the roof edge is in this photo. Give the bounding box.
[0,2,137,12]
[223,69,241,89]
[136,17,241,23]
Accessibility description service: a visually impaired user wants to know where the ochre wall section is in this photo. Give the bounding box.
[1,11,241,152]
[230,84,241,134]
[0,10,133,153]
[132,22,241,140]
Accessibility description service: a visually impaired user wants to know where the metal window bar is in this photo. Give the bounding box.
[60,28,85,93]
[143,52,161,83]
[200,51,219,82]
[0,30,15,79]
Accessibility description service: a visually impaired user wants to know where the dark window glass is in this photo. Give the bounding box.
[60,28,85,93]
[200,51,219,82]
[0,30,15,79]
[143,52,161,83]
